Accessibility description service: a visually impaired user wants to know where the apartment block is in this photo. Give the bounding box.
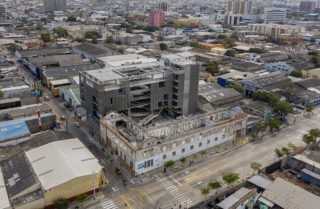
[100,107,247,174]
[264,8,287,24]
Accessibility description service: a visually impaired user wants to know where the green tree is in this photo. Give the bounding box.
[76,193,88,202]
[281,147,290,156]
[208,180,222,194]
[204,61,219,75]
[6,43,20,52]
[256,122,267,135]
[248,48,264,54]
[290,70,303,78]
[230,33,239,41]
[164,160,175,170]
[287,143,297,152]
[228,84,244,93]
[199,185,210,200]
[250,162,262,174]
[303,133,316,146]
[253,91,278,105]
[53,27,68,38]
[67,16,77,22]
[40,32,51,43]
[268,119,281,131]
[223,37,236,48]
[159,43,168,50]
[308,128,320,139]
[105,36,115,44]
[92,37,98,44]
[222,171,239,187]
[305,104,314,114]
[225,49,236,57]
[75,37,85,42]
[84,31,102,40]
[273,101,292,117]
[274,148,284,159]
[180,157,186,166]
[53,198,69,209]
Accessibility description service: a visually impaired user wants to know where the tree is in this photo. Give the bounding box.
[200,150,207,158]
[225,49,236,57]
[281,147,290,156]
[274,148,284,159]
[222,171,239,187]
[308,128,320,139]
[76,193,88,202]
[199,185,210,200]
[40,32,51,43]
[53,27,68,38]
[268,119,281,131]
[6,43,19,52]
[164,160,175,170]
[248,48,264,54]
[159,43,168,50]
[53,198,69,209]
[92,37,98,44]
[75,37,85,42]
[180,157,186,166]
[290,70,303,78]
[228,84,244,93]
[208,180,221,194]
[273,101,292,117]
[305,104,314,115]
[303,133,316,146]
[250,162,262,174]
[230,33,239,41]
[223,37,236,48]
[84,31,102,40]
[67,16,77,22]
[204,61,219,75]
[287,143,297,152]
[105,36,115,44]
[256,122,267,135]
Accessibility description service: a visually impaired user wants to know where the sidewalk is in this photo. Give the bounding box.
[128,140,248,185]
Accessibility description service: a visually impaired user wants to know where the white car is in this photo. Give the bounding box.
[75,122,80,127]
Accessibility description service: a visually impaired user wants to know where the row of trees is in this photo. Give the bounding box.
[53,193,88,209]
[200,162,262,200]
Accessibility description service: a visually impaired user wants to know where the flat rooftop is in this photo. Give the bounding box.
[98,54,158,67]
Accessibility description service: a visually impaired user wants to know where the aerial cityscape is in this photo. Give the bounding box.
[1,0,320,209]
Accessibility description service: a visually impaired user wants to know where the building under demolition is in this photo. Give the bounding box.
[100,107,247,175]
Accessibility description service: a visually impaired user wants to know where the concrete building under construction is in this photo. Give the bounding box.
[80,55,200,119]
[100,107,247,175]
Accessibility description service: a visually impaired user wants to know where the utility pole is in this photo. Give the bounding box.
[34,80,42,131]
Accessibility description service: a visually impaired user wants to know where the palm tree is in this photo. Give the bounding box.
[274,148,284,160]
[250,162,262,174]
[199,186,210,200]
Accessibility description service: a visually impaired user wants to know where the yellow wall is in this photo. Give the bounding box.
[44,170,103,206]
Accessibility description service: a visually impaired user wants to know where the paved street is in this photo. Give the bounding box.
[15,59,320,209]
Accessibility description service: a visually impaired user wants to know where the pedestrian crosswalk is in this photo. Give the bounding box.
[156,177,193,206]
[100,199,118,209]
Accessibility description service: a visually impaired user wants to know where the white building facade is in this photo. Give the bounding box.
[264,8,287,24]
[100,107,247,175]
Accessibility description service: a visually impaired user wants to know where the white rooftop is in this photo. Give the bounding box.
[25,138,102,191]
[98,54,158,68]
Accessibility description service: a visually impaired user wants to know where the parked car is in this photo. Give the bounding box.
[44,95,50,101]
[75,122,80,127]
[60,115,65,120]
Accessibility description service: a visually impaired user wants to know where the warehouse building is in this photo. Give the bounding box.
[0,138,103,208]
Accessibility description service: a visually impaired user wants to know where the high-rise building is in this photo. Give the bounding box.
[158,2,168,12]
[299,1,316,13]
[264,8,287,24]
[43,0,67,12]
[0,5,6,21]
[148,10,165,27]
[228,0,252,14]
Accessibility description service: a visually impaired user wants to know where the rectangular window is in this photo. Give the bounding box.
[199,142,202,147]
[182,148,185,153]
[222,135,225,139]
[190,145,194,150]
[164,94,169,100]
[163,155,166,160]
[118,88,125,95]
[150,159,153,167]
[110,98,113,105]
[207,140,210,144]
[159,81,165,88]
[215,137,218,141]
[172,151,176,156]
